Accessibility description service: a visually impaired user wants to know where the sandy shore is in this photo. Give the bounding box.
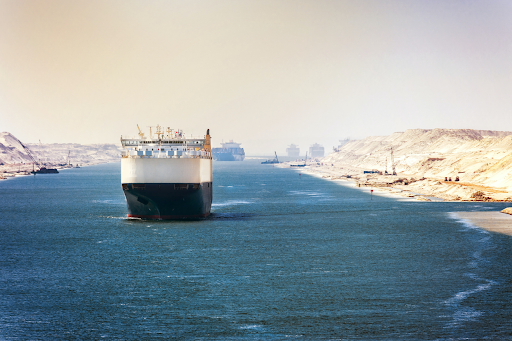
[453,211,512,236]
[282,162,512,202]
[282,162,512,236]
[0,161,117,180]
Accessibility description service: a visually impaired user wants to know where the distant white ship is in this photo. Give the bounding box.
[286,144,300,157]
[309,143,324,158]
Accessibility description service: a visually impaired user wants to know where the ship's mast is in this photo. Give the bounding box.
[204,129,211,152]
[156,125,163,140]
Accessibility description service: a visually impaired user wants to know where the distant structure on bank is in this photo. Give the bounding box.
[333,139,350,152]
[309,143,324,158]
[286,144,300,157]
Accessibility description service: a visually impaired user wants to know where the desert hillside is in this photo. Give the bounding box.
[315,129,512,201]
[0,132,34,164]
[27,142,121,166]
[0,132,121,177]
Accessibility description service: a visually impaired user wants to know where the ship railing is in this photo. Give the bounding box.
[121,150,211,159]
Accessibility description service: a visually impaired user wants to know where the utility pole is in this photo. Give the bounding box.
[391,147,397,175]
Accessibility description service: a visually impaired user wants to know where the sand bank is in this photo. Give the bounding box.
[453,211,512,236]
[0,161,117,180]
[282,162,512,202]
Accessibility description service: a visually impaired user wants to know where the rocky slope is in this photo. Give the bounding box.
[0,132,35,164]
[316,129,512,201]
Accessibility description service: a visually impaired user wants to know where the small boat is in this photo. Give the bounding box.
[290,152,307,167]
[261,152,279,164]
[31,167,59,174]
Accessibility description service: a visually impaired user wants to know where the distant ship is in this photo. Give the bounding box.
[286,144,300,157]
[211,140,245,161]
[261,152,279,164]
[309,143,324,158]
[120,125,212,219]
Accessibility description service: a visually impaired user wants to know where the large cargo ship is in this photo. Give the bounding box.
[120,125,212,219]
[309,143,325,158]
[286,144,300,157]
[211,140,245,161]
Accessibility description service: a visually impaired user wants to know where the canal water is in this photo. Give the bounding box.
[1,160,512,340]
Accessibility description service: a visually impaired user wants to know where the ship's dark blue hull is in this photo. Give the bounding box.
[122,182,212,219]
[212,152,245,161]
[212,152,236,161]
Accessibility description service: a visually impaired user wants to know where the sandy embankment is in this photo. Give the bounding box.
[284,162,512,202]
[294,129,512,203]
[282,162,512,236]
[1,131,122,180]
[0,161,114,180]
[454,211,512,236]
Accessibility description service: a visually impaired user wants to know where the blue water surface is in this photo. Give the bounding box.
[1,160,512,340]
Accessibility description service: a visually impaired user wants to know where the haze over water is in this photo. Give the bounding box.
[2,1,512,153]
[1,161,512,339]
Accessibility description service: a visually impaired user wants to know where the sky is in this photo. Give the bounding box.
[1,0,512,155]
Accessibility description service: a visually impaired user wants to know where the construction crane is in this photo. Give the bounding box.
[137,124,145,139]
[39,139,45,167]
[25,147,40,172]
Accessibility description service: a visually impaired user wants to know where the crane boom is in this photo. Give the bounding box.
[137,124,145,138]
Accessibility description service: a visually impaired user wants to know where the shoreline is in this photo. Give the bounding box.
[0,160,119,180]
[453,211,512,236]
[282,162,512,237]
[281,162,512,203]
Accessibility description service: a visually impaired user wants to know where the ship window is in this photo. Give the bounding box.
[174,184,188,190]
[191,184,200,190]
[133,184,146,190]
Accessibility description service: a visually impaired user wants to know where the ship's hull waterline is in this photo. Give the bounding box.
[122,182,212,219]
[120,127,213,220]
[212,152,245,161]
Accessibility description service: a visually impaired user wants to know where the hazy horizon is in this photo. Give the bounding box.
[2,0,512,155]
